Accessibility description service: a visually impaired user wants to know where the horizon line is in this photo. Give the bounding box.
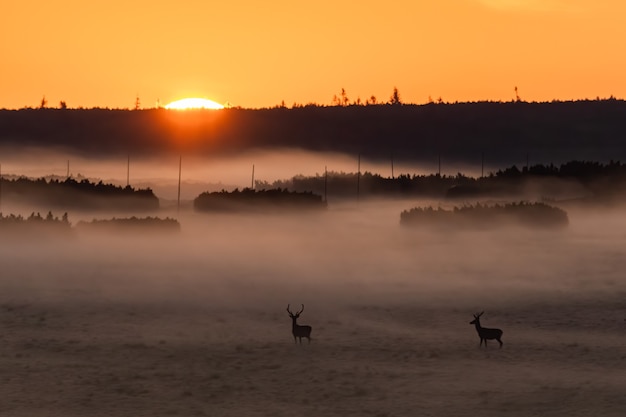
[1,95,624,111]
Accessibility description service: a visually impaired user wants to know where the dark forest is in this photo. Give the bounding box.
[1,99,625,166]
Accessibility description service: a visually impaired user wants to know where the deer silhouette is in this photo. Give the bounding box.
[287,304,312,344]
[470,311,503,348]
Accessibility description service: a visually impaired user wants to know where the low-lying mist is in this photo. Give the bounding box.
[2,198,626,417]
[3,199,624,309]
[0,146,510,201]
[2,142,625,314]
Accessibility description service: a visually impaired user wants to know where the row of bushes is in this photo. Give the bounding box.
[400,202,569,230]
[0,213,180,236]
[193,188,327,212]
[0,177,159,211]
[1,201,569,236]
[75,216,180,233]
[0,211,72,234]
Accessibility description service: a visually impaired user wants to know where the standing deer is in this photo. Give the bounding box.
[470,311,503,348]
[287,304,312,344]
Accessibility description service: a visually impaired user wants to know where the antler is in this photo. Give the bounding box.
[287,304,304,316]
[478,311,484,317]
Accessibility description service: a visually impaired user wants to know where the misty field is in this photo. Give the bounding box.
[1,200,625,417]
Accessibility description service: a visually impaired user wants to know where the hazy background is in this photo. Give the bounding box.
[0,147,476,201]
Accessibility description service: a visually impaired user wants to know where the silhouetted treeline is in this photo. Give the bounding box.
[75,216,180,233]
[0,177,159,211]
[194,188,326,212]
[447,160,626,201]
[258,171,463,199]
[400,202,569,230]
[260,160,626,202]
[0,211,72,235]
[2,99,626,164]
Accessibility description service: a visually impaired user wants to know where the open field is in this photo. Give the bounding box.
[1,200,625,416]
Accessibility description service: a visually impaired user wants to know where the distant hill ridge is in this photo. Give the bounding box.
[1,99,625,164]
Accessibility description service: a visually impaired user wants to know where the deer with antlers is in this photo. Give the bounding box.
[287,304,312,344]
[470,311,503,348]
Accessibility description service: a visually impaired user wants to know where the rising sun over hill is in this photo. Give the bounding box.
[164,98,224,110]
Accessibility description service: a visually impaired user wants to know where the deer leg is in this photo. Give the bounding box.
[497,338,503,348]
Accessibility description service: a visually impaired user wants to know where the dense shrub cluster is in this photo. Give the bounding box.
[193,188,326,212]
[400,202,569,230]
[0,177,159,211]
[75,216,180,233]
[0,211,72,235]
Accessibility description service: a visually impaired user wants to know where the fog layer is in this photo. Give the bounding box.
[1,200,625,416]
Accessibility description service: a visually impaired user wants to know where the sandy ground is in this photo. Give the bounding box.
[1,200,625,416]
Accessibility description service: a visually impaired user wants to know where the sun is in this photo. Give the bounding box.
[164,98,224,110]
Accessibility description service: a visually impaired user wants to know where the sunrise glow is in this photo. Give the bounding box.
[164,98,224,110]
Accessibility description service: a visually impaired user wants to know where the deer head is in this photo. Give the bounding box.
[287,304,304,319]
[469,311,484,325]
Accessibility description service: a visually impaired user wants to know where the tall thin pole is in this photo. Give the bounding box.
[357,154,361,201]
[251,164,255,189]
[438,154,441,176]
[177,156,182,213]
[126,155,130,187]
[324,165,328,203]
[391,154,394,179]
[67,160,70,179]
[481,152,484,178]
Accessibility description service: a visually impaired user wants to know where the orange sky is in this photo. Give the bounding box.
[2,0,625,109]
